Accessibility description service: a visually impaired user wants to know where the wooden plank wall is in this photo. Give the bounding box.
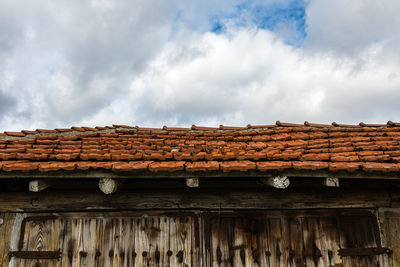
[0,213,16,267]
[379,208,400,267]
[8,214,199,267]
[206,212,384,267]
[0,210,394,267]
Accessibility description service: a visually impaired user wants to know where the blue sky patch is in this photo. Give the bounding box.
[210,0,307,46]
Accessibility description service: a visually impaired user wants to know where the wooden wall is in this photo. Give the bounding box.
[379,208,400,267]
[0,213,16,267]
[0,210,394,267]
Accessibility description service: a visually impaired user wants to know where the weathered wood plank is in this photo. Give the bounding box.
[2,168,400,180]
[210,217,231,267]
[169,217,192,267]
[18,217,59,267]
[318,216,342,267]
[267,218,283,267]
[339,215,383,267]
[0,213,16,267]
[118,218,134,267]
[379,209,400,267]
[0,188,391,212]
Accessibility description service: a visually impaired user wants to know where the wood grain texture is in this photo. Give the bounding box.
[206,211,384,267]
[379,208,400,267]
[1,210,390,267]
[0,213,16,267]
[0,188,391,212]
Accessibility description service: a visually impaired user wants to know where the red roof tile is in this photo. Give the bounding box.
[186,161,220,172]
[1,122,400,175]
[220,161,256,172]
[4,131,25,137]
[149,161,185,172]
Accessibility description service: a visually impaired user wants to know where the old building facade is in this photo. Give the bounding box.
[0,121,400,266]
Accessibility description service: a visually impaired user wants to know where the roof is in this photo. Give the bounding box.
[1,121,400,176]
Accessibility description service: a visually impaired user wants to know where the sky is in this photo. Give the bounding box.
[1,0,400,131]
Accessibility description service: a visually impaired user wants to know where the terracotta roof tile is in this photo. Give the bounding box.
[113,124,136,129]
[2,161,36,172]
[219,125,247,130]
[55,128,74,132]
[304,121,332,127]
[257,161,292,171]
[293,161,329,170]
[1,122,400,174]
[186,161,220,172]
[4,131,25,137]
[191,125,219,131]
[220,161,256,172]
[38,162,61,172]
[36,129,58,133]
[275,121,303,127]
[247,124,275,129]
[149,161,185,172]
[329,162,361,172]
[362,162,399,172]
[112,161,151,172]
[21,130,39,135]
[71,127,86,132]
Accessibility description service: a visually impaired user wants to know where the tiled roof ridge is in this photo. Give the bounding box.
[0,121,399,141]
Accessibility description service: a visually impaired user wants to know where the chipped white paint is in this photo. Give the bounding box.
[29,179,52,192]
[99,178,119,194]
[186,178,199,187]
[260,176,290,189]
[323,177,339,187]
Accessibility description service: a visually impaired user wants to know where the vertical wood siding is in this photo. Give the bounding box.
[0,210,390,267]
[380,209,400,267]
[206,212,384,267]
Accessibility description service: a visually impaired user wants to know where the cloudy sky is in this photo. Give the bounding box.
[1,0,399,131]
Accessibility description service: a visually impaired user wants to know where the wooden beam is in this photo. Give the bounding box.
[186,178,199,188]
[98,178,122,194]
[1,169,400,180]
[0,188,391,212]
[260,176,290,189]
[29,179,53,192]
[323,177,339,187]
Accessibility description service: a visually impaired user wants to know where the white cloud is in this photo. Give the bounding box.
[1,0,400,130]
[305,0,400,60]
[88,27,400,127]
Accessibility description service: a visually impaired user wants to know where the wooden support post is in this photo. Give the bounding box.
[99,178,123,194]
[260,176,290,189]
[29,179,53,192]
[186,178,199,188]
[323,177,339,187]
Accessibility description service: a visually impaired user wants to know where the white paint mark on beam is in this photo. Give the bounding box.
[186,178,199,188]
[323,177,339,187]
[260,176,290,189]
[29,179,52,192]
[99,178,120,194]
